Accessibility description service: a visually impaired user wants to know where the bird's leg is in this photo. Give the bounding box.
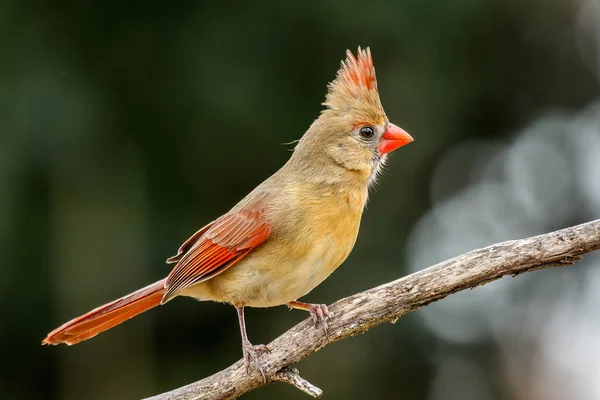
[288,301,332,333]
[236,305,270,381]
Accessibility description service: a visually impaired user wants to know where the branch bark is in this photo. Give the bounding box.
[145,219,600,400]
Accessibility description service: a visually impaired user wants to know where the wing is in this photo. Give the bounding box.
[165,222,215,264]
[162,208,271,303]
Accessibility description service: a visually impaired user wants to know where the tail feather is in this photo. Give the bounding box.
[43,279,166,346]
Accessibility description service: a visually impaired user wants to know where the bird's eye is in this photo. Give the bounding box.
[359,126,374,139]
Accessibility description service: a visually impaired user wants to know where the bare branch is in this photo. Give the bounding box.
[272,367,322,398]
[144,219,600,400]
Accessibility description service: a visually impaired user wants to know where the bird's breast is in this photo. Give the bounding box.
[247,208,362,307]
[188,184,366,307]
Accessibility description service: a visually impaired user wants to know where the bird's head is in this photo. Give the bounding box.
[292,47,413,186]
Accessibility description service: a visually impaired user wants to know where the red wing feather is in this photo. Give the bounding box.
[165,222,214,264]
[162,209,271,302]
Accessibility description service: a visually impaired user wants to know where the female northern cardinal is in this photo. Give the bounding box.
[43,47,413,377]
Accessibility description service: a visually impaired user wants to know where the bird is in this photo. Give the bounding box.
[42,47,414,378]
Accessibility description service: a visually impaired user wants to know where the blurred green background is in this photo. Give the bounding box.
[3,1,600,399]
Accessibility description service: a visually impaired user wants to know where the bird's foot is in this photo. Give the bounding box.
[308,303,332,333]
[242,341,271,381]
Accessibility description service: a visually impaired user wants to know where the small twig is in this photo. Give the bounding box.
[272,367,322,398]
[144,219,600,400]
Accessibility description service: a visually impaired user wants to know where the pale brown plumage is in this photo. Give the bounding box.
[43,47,413,377]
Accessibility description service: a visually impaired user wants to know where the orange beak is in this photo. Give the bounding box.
[378,123,414,154]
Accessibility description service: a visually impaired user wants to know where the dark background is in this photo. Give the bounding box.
[2,1,600,399]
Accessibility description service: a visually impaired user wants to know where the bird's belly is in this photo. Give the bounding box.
[187,231,357,308]
[182,188,365,307]
[250,242,342,307]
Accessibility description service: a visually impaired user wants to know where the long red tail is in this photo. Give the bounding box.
[43,279,166,346]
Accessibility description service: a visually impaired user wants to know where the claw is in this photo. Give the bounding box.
[288,301,333,334]
[242,341,270,382]
[308,303,332,334]
[236,306,270,382]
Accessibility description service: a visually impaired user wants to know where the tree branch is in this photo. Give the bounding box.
[144,219,600,400]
